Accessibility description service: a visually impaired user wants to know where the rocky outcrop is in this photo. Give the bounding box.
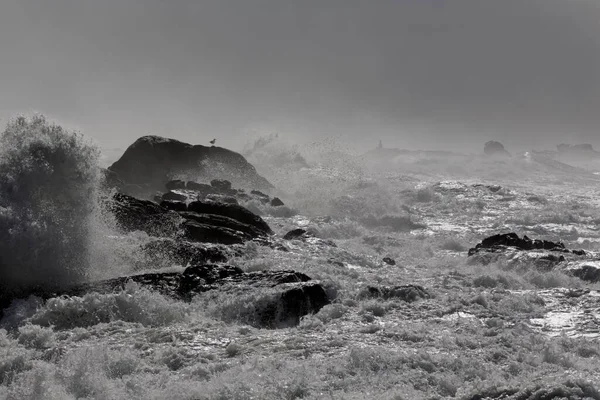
[110,193,272,244]
[138,238,228,268]
[468,233,599,282]
[467,233,576,256]
[270,197,284,207]
[108,136,273,197]
[484,141,511,157]
[187,200,273,235]
[60,265,330,328]
[110,193,182,238]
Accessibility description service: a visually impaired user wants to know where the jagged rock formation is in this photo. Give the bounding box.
[111,193,272,245]
[108,136,273,197]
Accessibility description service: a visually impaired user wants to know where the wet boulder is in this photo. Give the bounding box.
[251,189,269,199]
[58,265,329,329]
[468,233,600,282]
[270,197,284,207]
[179,211,268,240]
[382,257,396,266]
[210,179,232,192]
[468,233,569,256]
[110,193,182,237]
[188,200,272,235]
[182,219,250,245]
[283,228,308,240]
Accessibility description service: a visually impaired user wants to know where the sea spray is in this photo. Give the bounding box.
[0,115,101,298]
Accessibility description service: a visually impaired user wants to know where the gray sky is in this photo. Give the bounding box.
[1,0,599,153]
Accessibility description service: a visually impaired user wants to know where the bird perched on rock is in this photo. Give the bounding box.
[210,138,216,145]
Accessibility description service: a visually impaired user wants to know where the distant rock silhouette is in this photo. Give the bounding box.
[483,141,511,157]
[556,143,599,159]
[108,136,273,197]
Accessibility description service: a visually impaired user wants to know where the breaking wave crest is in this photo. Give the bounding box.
[0,115,102,296]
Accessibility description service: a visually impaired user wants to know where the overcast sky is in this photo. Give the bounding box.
[0,0,599,153]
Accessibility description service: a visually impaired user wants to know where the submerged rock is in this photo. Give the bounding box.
[469,233,600,282]
[468,232,574,256]
[60,265,329,329]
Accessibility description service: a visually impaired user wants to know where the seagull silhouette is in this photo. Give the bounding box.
[210,138,216,145]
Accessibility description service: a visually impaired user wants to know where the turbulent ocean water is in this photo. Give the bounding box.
[1,121,600,399]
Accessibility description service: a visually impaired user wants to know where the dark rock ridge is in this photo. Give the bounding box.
[28,265,330,329]
[467,233,579,256]
[108,136,273,197]
[110,193,272,245]
[160,178,286,211]
[468,233,599,283]
[483,141,511,157]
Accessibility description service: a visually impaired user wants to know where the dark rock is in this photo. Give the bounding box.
[283,228,308,240]
[179,211,268,239]
[107,136,273,197]
[160,200,188,212]
[162,191,188,202]
[468,233,570,256]
[110,193,181,237]
[382,257,396,266]
[165,179,186,191]
[139,238,228,267]
[182,219,249,245]
[251,190,269,199]
[484,141,511,157]
[188,200,272,235]
[55,265,329,329]
[270,197,284,207]
[210,179,232,191]
[359,285,430,302]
